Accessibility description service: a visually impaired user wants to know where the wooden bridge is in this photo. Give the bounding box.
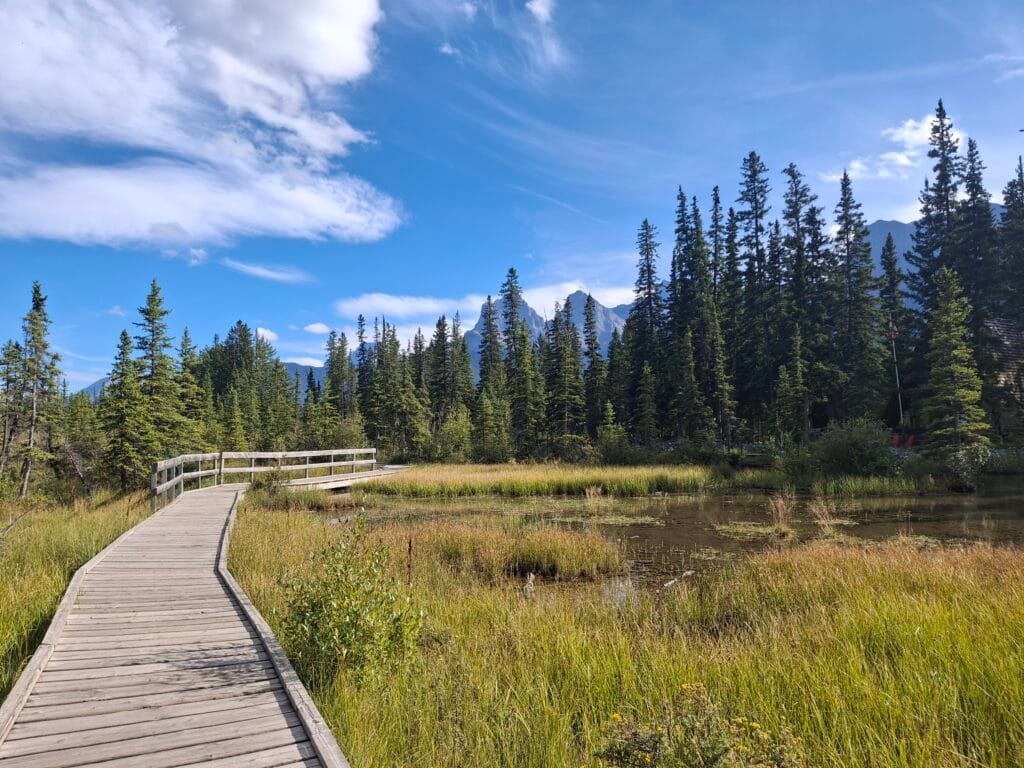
[0,449,399,767]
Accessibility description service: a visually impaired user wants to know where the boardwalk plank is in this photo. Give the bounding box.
[0,484,345,767]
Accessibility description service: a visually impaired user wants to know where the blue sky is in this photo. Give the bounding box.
[2,0,1023,387]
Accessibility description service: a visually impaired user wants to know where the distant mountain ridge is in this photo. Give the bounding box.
[81,212,964,394]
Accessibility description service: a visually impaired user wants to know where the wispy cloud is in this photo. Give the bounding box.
[282,356,323,368]
[106,305,127,318]
[334,292,486,320]
[509,184,607,223]
[222,258,312,284]
[0,0,401,247]
[819,112,964,184]
[303,322,331,334]
[256,327,279,342]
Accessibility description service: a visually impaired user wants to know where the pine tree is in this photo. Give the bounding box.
[708,185,724,300]
[222,387,249,451]
[176,328,207,449]
[922,268,990,455]
[102,331,154,489]
[735,152,772,434]
[500,268,541,457]
[450,313,475,412]
[133,280,182,457]
[906,100,963,316]
[0,339,24,477]
[834,171,884,418]
[477,296,505,395]
[717,207,744,384]
[426,315,451,424]
[671,328,713,445]
[473,390,511,463]
[18,282,60,496]
[624,219,663,436]
[633,363,657,449]
[582,293,607,438]
[880,233,909,426]
[773,328,809,445]
[1000,157,1024,320]
[542,299,585,438]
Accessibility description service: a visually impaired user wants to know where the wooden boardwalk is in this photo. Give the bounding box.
[0,486,348,768]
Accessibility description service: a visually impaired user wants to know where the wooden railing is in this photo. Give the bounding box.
[150,448,377,512]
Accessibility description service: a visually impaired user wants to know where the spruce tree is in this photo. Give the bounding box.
[102,331,154,489]
[0,340,24,477]
[1000,157,1024,320]
[708,185,724,300]
[18,282,60,496]
[834,171,884,418]
[735,152,772,434]
[624,219,663,436]
[773,328,809,445]
[671,328,713,445]
[880,233,909,426]
[906,100,963,316]
[176,328,207,449]
[922,268,990,455]
[477,296,505,395]
[426,315,451,424]
[133,280,181,458]
[717,207,744,384]
[633,363,657,449]
[450,313,475,412]
[582,293,607,438]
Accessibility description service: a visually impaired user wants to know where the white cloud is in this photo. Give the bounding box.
[282,356,323,367]
[223,258,312,284]
[526,0,554,25]
[0,0,400,246]
[334,292,486,320]
[106,305,127,317]
[820,111,965,185]
[256,327,279,342]
[304,322,332,334]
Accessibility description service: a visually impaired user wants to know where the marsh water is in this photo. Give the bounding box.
[364,477,1024,584]
[577,477,1024,582]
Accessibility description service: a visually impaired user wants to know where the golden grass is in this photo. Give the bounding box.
[0,492,147,697]
[231,497,1024,768]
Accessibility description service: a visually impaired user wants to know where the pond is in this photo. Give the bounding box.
[579,477,1024,583]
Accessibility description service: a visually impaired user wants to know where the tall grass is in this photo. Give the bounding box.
[365,464,718,497]
[366,464,935,499]
[231,499,1024,768]
[0,492,146,697]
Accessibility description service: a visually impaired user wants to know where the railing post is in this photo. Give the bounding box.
[150,463,158,514]
[250,457,255,484]
[218,452,224,485]
[305,454,310,479]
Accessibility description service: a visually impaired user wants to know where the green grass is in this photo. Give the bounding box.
[364,463,938,499]
[364,464,719,497]
[0,492,147,698]
[230,498,1024,768]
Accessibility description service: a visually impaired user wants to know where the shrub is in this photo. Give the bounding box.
[812,418,895,477]
[594,684,803,767]
[597,423,633,465]
[551,433,596,463]
[944,444,992,491]
[278,528,422,687]
[780,445,816,488]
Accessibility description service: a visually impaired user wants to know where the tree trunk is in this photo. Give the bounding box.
[19,381,38,498]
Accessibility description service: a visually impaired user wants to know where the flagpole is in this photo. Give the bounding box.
[889,312,904,430]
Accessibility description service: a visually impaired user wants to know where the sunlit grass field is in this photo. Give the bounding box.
[363,463,934,498]
[231,497,1024,768]
[0,492,147,697]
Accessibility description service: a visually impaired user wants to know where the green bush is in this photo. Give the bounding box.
[551,433,596,463]
[597,422,633,465]
[944,444,992,491]
[278,528,422,687]
[594,684,803,767]
[812,418,895,477]
[780,445,816,489]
